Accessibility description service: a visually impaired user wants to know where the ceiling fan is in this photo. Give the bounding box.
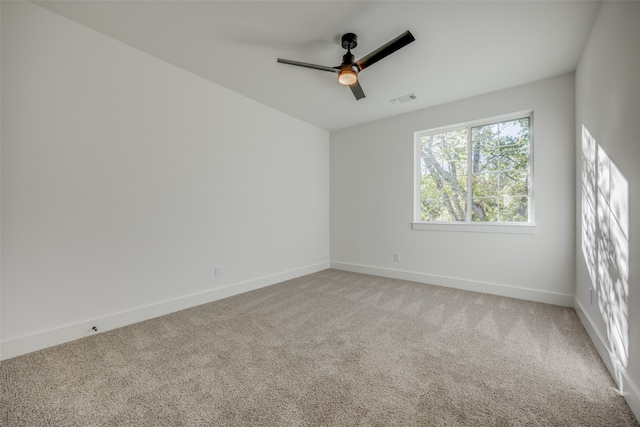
[277,31,415,100]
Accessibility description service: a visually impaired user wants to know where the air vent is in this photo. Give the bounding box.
[390,93,417,105]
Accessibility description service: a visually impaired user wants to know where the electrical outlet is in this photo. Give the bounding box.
[394,253,400,262]
[215,266,222,277]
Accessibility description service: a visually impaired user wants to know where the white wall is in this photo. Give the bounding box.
[0,0,3,359]
[574,1,640,418]
[0,1,329,359]
[331,74,575,306]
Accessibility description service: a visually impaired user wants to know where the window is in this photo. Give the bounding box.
[414,112,533,228]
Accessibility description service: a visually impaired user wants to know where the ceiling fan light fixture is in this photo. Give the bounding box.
[338,69,358,86]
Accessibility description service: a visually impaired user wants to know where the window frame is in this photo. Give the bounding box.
[412,110,536,234]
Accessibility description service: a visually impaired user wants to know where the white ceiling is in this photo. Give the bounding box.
[32,0,600,131]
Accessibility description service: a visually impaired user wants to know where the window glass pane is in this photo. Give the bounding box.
[498,142,529,171]
[499,118,529,147]
[472,172,498,196]
[471,117,530,223]
[471,124,499,174]
[499,196,529,222]
[442,198,467,222]
[420,129,468,222]
[499,170,529,195]
[420,199,444,221]
[471,197,498,222]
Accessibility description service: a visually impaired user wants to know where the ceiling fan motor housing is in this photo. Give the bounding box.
[342,52,356,67]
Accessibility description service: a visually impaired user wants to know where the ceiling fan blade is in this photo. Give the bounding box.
[277,58,338,73]
[356,30,415,71]
[349,80,365,100]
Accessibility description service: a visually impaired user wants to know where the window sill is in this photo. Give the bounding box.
[411,222,536,235]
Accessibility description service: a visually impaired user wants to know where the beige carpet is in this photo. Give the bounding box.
[1,269,638,426]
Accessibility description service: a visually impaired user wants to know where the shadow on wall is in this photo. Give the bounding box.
[581,125,630,388]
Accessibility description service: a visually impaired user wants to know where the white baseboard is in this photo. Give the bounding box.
[0,262,329,361]
[574,299,640,421]
[330,261,574,307]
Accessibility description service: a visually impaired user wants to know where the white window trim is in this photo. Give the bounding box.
[411,222,536,234]
[413,110,536,229]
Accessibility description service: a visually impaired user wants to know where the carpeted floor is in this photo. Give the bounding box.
[1,269,638,426]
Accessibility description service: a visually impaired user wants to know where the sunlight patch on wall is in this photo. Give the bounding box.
[581,125,630,380]
[582,126,597,286]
